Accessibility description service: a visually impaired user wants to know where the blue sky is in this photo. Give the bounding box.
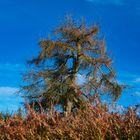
[0,0,140,112]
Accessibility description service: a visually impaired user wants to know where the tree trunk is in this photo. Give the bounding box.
[64,99,73,117]
[65,43,82,116]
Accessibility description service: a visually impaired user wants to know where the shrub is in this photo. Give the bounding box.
[0,101,139,139]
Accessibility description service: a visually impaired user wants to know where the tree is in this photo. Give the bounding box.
[21,17,123,114]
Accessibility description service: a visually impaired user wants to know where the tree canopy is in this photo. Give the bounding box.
[21,17,123,114]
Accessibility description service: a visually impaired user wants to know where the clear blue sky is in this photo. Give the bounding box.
[0,0,140,112]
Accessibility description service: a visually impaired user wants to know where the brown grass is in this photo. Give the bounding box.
[0,101,139,140]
